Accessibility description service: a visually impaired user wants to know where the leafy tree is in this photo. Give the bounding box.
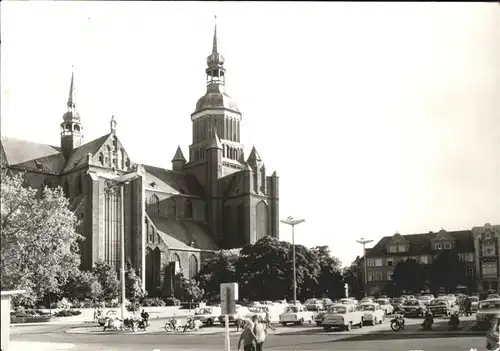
[176,273,204,310]
[429,252,466,293]
[342,258,363,299]
[310,246,344,299]
[1,173,83,305]
[92,260,120,303]
[195,250,239,300]
[392,258,427,293]
[125,261,146,312]
[61,269,103,302]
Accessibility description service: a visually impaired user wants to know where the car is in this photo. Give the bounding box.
[218,306,251,326]
[98,310,119,326]
[279,305,314,326]
[477,299,500,330]
[245,306,270,322]
[359,302,384,325]
[470,296,479,312]
[359,297,375,304]
[304,298,323,311]
[428,298,454,317]
[193,306,221,326]
[321,304,364,331]
[400,299,426,317]
[339,298,357,305]
[418,295,434,307]
[390,297,405,312]
[486,315,500,350]
[488,294,500,300]
[315,310,328,326]
[375,298,394,315]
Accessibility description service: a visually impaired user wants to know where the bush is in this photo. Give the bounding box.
[70,299,95,309]
[54,309,82,317]
[141,297,165,307]
[164,297,180,306]
[56,298,72,310]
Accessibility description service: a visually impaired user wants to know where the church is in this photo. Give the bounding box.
[0,23,280,297]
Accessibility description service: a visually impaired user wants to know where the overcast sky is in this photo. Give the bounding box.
[1,2,499,265]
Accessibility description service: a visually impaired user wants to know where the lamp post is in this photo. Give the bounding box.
[103,169,143,320]
[356,238,373,297]
[280,216,305,305]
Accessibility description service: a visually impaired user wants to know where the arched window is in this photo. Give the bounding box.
[106,145,112,167]
[120,149,125,169]
[98,153,104,165]
[255,201,269,241]
[189,255,198,279]
[173,253,181,273]
[125,158,130,169]
[149,225,154,243]
[63,178,70,197]
[74,125,80,132]
[147,194,160,215]
[185,200,193,218]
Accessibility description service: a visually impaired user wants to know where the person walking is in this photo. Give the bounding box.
[237,320,257,351]
[263,310,275,332]
[252,315,266,351]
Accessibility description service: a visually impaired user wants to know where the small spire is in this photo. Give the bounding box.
[110,114,117,133]
[172,145,186,162]
[212,15,218,54]
[207,129,222,150]
[67,66,76,109]
[247,146,262,162]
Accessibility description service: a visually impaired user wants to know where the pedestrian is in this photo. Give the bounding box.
[263,310,275,332]
[464,296,472,317]
[237,320,256,351]
[252,315,266,351]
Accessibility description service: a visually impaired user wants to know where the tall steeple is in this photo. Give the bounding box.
[60,67,84,158]
[205,15,226,86]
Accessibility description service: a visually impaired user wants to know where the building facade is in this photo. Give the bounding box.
[358,227,481,295]
[0,24,279,297]
[472,224,500,293]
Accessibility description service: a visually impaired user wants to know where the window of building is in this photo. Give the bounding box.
[387,270,393,280]
[367,273,373,282]
[189,255,198,279]
[398,245,406,252]
[173,253,181,273]
[147,194,160,215]
[367,259,375,267]
[444,242,451,250]
[434,243,442,250]
[374,272,383,281]
[388,245,397,253]
[375,258,383,267]
[467,267,474,277]
[466,253,474,262]
[458,253,465,262]
[185,200,193,218]
[420,256,428,264]
[386,258,394,267]
[483,244,496,257]
[482,262,497,275]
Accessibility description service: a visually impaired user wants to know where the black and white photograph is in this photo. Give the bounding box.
[0,2,498,351]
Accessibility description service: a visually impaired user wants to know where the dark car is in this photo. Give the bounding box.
[401,299,426,317]
[390,298,405,312]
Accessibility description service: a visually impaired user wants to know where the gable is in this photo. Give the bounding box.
[432,229,454,242]
[81,134,132,172]
[221,171,245,197]
[387,233,409,245]
[63,134,111,172]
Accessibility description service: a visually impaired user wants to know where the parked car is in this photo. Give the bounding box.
[375,299,394,315]
[245,306,270,322]
[418,295,434,307]
[428,298,454,317]
[359,297,375,304]
[304,299,323,311]
[339,298,357,305]
[390,297,405,312]
[400,299,426,317]
[477,299,500,329]
[470,296,479,312]
[359,303,384,325]
[279,305,314,326]
[321,304,363,331]
[488,294,500,300]
[315,310,328,326]
[193,306,221,326]
[98,310,120,326]
[218,306,251,326]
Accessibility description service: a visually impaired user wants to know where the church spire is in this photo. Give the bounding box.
[206,16,225,86]
[67,66,76,110]
[61,67,84,158]
[212,15,218,54]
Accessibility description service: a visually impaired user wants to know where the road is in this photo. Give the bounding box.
[10,322,486,351]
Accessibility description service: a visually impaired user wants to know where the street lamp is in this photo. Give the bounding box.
[103,169,143,319]
[280,216,305,305]
[356,238,373,297]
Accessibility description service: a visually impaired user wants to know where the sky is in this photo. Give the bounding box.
[1,2,499,266]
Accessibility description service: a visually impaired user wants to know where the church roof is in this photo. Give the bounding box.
[1,136,61,166]
[142,164,205,197]
[62,134,110,172]
[194,88,240,114]
[150,216,218,251]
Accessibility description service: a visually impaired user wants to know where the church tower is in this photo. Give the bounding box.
[185,17,245,182]
[60,69,84,158]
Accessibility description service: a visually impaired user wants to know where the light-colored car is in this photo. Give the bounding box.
[322,304,363,331]
[418,295,434,307]
[339,298,357,305]
[359,303,384,325]
[304,299,323,311]
[279,305,314,326]
[428,298,454,317]
[98,310,119,326]
[470,296,479,312]
[245,306,269,322]
[375,299,394,315]
[359,297,375,304]
[477,299,500,329]
[193,307,221,326]
[218,305,251,326]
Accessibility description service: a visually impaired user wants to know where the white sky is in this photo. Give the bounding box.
[1,2,499,266]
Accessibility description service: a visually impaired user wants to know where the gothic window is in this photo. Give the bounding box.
[125,158,130,169]
[74,125,80,132]
[63,178,70,197]
[255,201,269,241]
[113,136,118,150]
[173,253,181,273]
[106,145,112,167]
[147,194,160,215]
[149,225,154,243]
[185,200,193,218]
[99,153,104,165]
[189,255,198,279]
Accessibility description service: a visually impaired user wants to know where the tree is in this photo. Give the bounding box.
[1,173,83,305]
[429,252,466,293]
[392,259,427,293]
[176,273,204,310]
[310,246,344,299]
[195,249,239,300]
[61,269,103,303]
[125,261,146,312]
[342,258,363,299]
[92,260,120,303]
